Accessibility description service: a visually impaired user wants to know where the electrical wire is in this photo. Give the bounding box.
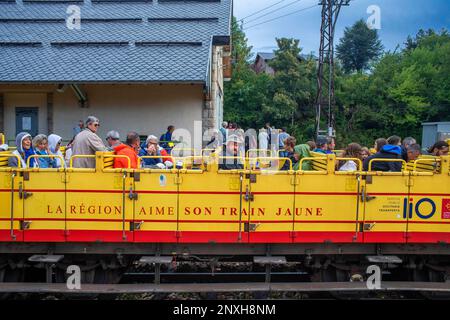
[243,0,304,25]
[238,0,287,22]
[244,3,318,31]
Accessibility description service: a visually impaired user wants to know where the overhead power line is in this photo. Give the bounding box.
[243,0,304,25]
[238,0,287,22]
[244,3,318,31]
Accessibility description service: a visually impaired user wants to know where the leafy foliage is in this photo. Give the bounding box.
[224,19,450,149]
[336,19,383,74]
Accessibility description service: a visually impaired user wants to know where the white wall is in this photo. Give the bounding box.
[1,84,204,144]
[3,92,48,143]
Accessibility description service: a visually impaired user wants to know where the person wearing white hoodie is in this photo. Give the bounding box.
[48,134,64,168]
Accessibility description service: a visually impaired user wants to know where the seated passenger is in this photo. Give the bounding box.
[406,143,421,162]
[428,141,449,156]
[402,137,417,161]
[326,137,336,154]
[219,135,244,170]
[360,147,370,160]
[313,136,328,154]
[139,135,172,169]
[105,130,121,150]
[280,136,297,171]
[33,134,57,168]
[64,137,75,168]
[48,134,64,168]
[363,135,402,172]
[338,143,362,172]
[113,131,140,169]
[8,132,36,168]
[306,141,316,151]
[373,138,387,154]
[293,144,312,171]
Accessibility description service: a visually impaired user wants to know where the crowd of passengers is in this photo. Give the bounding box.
[1,116,449,172]
[217,121,449,171]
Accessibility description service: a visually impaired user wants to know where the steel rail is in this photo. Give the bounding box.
[0,282,449,294]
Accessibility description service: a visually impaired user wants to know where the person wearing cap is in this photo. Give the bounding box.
[105,130,121,149]
[313,136,329,154]
[139,135,173,169]
[8,132,37,168]
[113,131,140,169]
[71,116,107,168]
[219,134,244,170]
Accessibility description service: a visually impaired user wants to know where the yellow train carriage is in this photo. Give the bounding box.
[0,149,449,244]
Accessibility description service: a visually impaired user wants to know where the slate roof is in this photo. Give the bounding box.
[0,0,232,83]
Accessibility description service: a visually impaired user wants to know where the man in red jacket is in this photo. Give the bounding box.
[113,131,140,169]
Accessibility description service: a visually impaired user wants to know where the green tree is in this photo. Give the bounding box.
[336,19,383,73]
[266,38,317,140]
[224,17,271,128]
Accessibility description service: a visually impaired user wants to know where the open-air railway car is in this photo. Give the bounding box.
[0,149,449,287]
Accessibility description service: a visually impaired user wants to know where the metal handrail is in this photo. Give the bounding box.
[201,148,219,157]
[69,155,96,168]
[336,157,363,171]
[299,156,327,172]
[368,158,407,172]
[250,157,293,171]
[246,149,273,158]
[412,158,441,172]
[174,156,204,170]
[138,155,168,169]
[218,156,246,170]
[170,148,198,157]
[103,155,132,169]
[26,154,65,168]
[1,154,21,168]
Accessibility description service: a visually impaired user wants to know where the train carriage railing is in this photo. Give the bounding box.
[1,150,449,244]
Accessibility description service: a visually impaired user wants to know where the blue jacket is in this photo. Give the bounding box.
[160,132,172,149]
[139,144,162,167]
[363,145,402,171]
[35,149,57,168]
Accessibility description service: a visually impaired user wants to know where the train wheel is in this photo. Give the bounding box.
[94,267,123,300]
[422,268,450,300]
[0,266,25,300]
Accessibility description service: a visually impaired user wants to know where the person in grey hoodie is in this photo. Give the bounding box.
[8,132,36,168]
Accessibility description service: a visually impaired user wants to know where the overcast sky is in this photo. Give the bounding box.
[233,0,450,57]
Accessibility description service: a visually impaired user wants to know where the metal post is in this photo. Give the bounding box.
[238,172,243,241]
[315,0,350,138]
[10,172,16,241]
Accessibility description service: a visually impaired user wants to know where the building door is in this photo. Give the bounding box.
[16,107,38,136]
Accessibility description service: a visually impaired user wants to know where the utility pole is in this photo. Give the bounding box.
[315,0,350,138]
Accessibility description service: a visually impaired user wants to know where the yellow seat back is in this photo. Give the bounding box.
[0,151,14,167]
[310,151,328,171]
[406,155,441,173]
[102,151,115,169]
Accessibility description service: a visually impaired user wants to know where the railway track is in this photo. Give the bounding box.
[1,281,449,295]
